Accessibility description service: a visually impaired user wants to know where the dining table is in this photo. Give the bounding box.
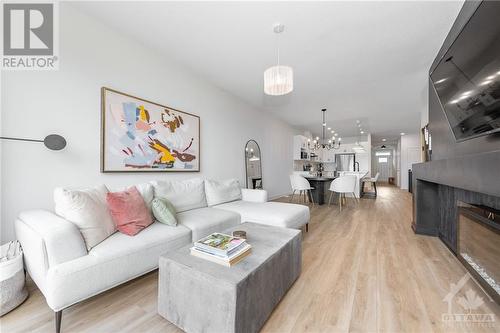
[304,176,336,205]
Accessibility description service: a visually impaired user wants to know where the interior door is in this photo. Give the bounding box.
[375,154,392,181]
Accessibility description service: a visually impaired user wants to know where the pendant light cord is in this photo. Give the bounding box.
[276,32,280,67]
[322,111,325,143]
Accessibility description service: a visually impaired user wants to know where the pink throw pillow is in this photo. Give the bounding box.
[106,186,153,236]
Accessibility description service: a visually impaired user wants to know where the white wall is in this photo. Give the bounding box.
[0,4,296,243]
[399,133,421,190]
[396,138,401,187]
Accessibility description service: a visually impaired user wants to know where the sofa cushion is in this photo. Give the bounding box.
[54,185,116,250]
[151,178,207,213]
[133,183,154,210]
[204,179,242,206]
[214,201,309,229]
[45,222,192,311]
[90,222,190,258]
[106,186,153,236]
[177,207,240,242]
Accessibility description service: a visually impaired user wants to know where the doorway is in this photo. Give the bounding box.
[373,149,394,182]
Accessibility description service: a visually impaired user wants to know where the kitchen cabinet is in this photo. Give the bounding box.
[293,135,310,161]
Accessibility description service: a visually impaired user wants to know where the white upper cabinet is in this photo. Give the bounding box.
[293,135,310,160]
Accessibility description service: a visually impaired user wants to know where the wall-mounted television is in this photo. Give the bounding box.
[430,1,500,142]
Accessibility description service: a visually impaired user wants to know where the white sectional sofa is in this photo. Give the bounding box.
[15,179,309,333]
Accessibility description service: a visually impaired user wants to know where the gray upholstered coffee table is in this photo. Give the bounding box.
[158,222,302,333]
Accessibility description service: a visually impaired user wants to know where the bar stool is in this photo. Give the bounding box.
[361,172,380,197]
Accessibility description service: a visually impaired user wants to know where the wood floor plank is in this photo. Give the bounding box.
[1,184,499,332]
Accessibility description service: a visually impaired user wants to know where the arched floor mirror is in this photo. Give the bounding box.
[245,140,263,189]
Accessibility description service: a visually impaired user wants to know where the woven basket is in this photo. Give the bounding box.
[0,241,28,316]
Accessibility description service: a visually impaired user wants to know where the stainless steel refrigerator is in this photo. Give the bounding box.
[335,153,355,172]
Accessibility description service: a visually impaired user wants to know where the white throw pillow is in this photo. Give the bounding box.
[135,183,154,210]
[54,184,116,250]
[151,178,207,213]
[204,179,242,206]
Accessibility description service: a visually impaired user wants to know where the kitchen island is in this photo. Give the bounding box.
[304,176,336,205]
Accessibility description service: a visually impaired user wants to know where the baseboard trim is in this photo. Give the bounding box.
[269,193,292,201]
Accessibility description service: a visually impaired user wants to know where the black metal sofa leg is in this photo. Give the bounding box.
[55,310,62,333]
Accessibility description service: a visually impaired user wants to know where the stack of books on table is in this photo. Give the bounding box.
[191,232,251,267]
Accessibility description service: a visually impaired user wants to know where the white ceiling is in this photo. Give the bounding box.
[74,1,464,140]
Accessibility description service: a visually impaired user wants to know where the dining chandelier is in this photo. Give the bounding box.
[308,109,341,150]
[264,24,293,96]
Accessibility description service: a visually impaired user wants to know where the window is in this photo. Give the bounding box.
[378,157,388,163]
[375,151,391,156]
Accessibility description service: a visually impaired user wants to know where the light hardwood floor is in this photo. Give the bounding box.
[1,185,499,333]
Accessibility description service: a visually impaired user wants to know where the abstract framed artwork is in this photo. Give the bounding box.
[101,87,200,172]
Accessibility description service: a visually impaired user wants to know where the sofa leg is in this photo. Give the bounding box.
[305,223,309,232]
[55,310,62,333]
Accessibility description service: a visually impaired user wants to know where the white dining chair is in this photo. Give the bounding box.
[289,174,314,205]
[328,175,357,211]
[361,172,380,197]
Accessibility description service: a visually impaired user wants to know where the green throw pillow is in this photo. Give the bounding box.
[152,197,177,226]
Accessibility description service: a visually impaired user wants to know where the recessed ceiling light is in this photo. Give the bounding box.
[322,123,326,126]
[382,138,387,142]
[316,136,319,140]
[400,132,405,136]
[360,131,365,134]
[356,120,360,124]
[327,127,331,130]
[331,130,334,134]
[334,133,338,137]
[338,137,342,141]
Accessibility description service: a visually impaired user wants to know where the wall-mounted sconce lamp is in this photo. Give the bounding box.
[0,134,67,151]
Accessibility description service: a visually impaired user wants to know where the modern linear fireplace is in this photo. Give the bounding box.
[458,201,500,303]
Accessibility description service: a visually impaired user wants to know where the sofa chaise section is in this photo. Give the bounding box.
[215,189,310,230]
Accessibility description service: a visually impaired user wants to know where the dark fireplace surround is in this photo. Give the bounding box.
[412,150,500,303]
